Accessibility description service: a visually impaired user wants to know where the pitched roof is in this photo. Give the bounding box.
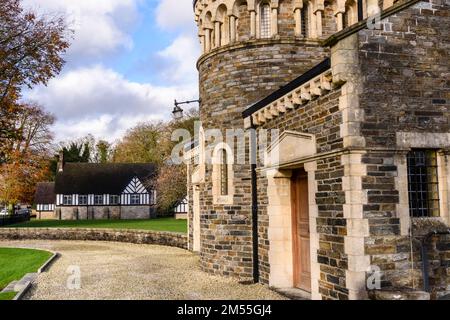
[54,163,157,195]
[34,182,55,205]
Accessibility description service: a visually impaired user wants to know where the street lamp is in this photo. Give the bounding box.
[172,99,201,120]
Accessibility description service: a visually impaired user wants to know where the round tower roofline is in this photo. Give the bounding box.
[193,0,197,10]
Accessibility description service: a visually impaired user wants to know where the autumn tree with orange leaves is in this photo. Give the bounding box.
[0,0,70,208]
[0,103,55,208]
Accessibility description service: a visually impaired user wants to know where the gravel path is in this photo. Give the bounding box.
[0,240,285,300]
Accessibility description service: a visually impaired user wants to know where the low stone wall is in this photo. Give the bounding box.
[0,228,187,250]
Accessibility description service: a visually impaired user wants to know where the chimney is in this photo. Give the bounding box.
[57,151,65,172]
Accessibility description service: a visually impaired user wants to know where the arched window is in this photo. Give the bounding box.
[301,5,308,37]
[216,4,228,46]
[220,149,229,195]
[260,3,271,38]
[344,0,358,27]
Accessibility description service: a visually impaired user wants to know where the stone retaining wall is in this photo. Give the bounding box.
[0,228,187,250]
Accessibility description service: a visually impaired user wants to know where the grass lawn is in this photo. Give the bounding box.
[5,217,187,233]
[0,291,17,300]
[0,248,52,291]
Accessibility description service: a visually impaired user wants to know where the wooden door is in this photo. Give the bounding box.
[291,169,311,292]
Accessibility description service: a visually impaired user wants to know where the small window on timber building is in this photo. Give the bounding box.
[260,3,271,38]
[220,149,229,196]
[110,195,120,205]
[63,195,72,206]
[131,194,141,205]
[407,150,440,217]
[79,195,88,205]
[94,195,104,205]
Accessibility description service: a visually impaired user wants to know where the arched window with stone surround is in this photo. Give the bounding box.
[204,11,213,52]
[220,149,229,196]
[212,143,234,205]
[301,3,308,37]
[260,2,271,38]
[344,0,358,28]
[216,4,229,46]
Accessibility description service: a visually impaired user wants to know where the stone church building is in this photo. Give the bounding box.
[186,0,450,299]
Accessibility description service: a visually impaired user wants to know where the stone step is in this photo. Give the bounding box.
[13,273,37,292]
[1,281,18,293]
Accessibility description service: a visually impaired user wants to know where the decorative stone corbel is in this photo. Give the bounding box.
[320,73,333,91]
[292,92,302,105]
[310,79,324,97]
[258,111,266,124]
[300,86,312,103]
[264,107,274,120]
[270,104,280,117]
[284,98,295,111]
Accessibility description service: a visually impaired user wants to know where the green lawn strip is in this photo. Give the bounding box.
[0,291,17,300]
[5,217,187,233]
[0,248,52,291]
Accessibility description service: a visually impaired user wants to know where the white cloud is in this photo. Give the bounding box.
[24,65,197,142]
[156,0,195,31]
[156,33,200,84]
[22,0,140,59]
[19,0,201,142]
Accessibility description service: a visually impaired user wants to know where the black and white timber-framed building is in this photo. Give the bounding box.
[35,154,158,220]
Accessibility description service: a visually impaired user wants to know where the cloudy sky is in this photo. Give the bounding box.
[21,0,199,143]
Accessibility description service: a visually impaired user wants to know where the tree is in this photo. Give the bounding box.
[10,102,54,155]
[0,102,54,206]
[0,0,70,104]
[0,103,20,162]
[0,0,70,150]
[155,164,188,215]
[112,109,199,214]
[112,122,166,165]
[62,141,91,163]
[47,138,92,180]
[95,140,111,164]
[0,150,50,207]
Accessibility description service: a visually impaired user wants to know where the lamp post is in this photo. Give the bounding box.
[172,99,201,120]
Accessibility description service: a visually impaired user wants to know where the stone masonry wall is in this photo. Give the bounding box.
[356,0,450,297]
[56,206,154,220]
[257,89,348,299]
[197,39,329,281]
[0,228,187,250]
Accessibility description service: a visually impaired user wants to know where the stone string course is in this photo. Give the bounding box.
[0,228,187,250]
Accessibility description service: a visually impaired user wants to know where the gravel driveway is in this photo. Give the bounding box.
[0,240,285,300]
